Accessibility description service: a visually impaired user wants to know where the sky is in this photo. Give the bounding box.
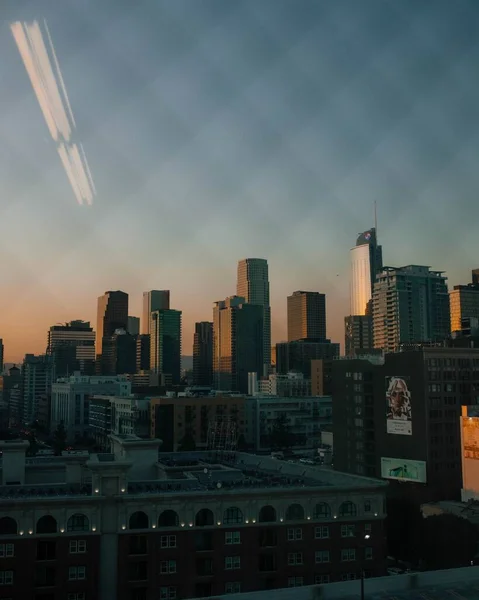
[1,0,479,362]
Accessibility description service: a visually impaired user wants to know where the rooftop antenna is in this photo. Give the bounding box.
[374,201,378,238]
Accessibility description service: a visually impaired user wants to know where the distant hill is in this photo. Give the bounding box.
[182,356,193,370]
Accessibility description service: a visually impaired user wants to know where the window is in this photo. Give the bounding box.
[36,515,57,534]
[158,510,179,528]
[288,577,304,587]
[364,500,371,512]
[69,540,86,554]
[341,549,356,562]
[68,594,86,600]
[129,535,148,555]
[129,511,149,530]
[365,547,373,560]
[129,562,148,582]
[259,529,277,547]
[285,504,305,521]
[315,526,329,539]
[0,517,17,536]
[160,560,176,574]
[68,566,86,580]
[160,587,177,600]
[223,507,243,524]
[287,528,302,541]
[67,514,89,532]
[0,571,13,586]
[0,544,14,558]
[315,550,329,563]
[37,541,56,561]
[160,535,176,549]
[313,503,331,519]
[341,525,355,538]
[225,582,241,594]
[338,501,357,517]
[287,552,303,566]
[364,523,372,535]
[341,573,357,581]
[258,505,276,523]
[225,556,241,570]
[225,531,241,545]
[195,509,214,527]
[195,531,213,551]
[315,574,330,584]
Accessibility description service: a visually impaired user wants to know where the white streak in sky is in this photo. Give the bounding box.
[11,19,96,206]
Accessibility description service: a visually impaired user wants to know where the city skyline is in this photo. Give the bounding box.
[1,0,479,361]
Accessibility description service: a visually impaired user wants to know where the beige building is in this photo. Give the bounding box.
[449,285,479,333]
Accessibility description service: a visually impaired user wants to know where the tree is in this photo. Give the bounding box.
[52,423,67,456]
[419,513,479,570]
[385,496,423,563]
[269,413,296,451]
[178,430,196,452]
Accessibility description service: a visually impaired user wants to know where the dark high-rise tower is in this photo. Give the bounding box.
[96,291,128,363]
[150,309,182,385]
[142,290,170,335]
[287,291,326,342]
[47,320,95,377]
[193,322,213,386]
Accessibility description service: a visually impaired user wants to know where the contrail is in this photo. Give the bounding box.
[11,19,96,206]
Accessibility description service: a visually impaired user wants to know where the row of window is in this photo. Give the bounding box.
[0,566,86,587]
[0,514,90,536]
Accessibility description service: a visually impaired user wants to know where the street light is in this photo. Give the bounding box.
[360,534,371,600]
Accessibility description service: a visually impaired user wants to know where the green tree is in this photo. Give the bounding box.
[419,513,479,570]
[52,423,67,456]
[178,430,196,451]
[385,496,423,563]
[269,413,295,451]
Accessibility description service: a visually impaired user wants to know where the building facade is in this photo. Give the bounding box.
[332,348,479,502]
[22,354,53,425]
[276,341,340,379]
[213,297,264,394]
[287,291,326,342]
[47,321,96,378]
[349,229,382,317]
[96,291,129,364]
[344,315,374,358]
[127,316,140,336]
[193,322,213,386]
[142,290,170,335]
[257,373,312,397]
[0,437,387,600]
[89,395,149,450]
[449,284,479,334]
[101,329,137,376]
[51,374,131,440]
[311,360,334,396]
[150,310,182,385]
[372,265,450,353]
[237,258,271,375]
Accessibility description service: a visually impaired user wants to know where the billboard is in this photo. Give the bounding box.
[462,417,479,460]
[386,376,412,435]
[381,457,426,483]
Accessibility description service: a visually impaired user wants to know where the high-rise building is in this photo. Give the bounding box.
[142,290,170,335]
[237,259,271,374]
[372,265,450,353]
[287,291,326,342]
[193,322,213,386]
[213,296,263,393]
[344,315,374,357]
[449,272,479,334]
[101,329,137,375]
[136,334,151,372]
[150,309,182,384]
[276,340,340,378]
[350,228,382,316]
[96,291,128,362]
[22,354,53,424]
[47,320,95,377]
[127,316,140,335]
[0,338,3,373]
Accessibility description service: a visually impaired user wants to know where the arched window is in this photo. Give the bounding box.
[158,510,179,528]
[129,511,149,530]
[195,508,214,527]
[0,517,18,535]
[223,507,243,525]
[67,513,89,532]
[339,501,357,517]
[258,505,276,523]
[285,504,304,521]
[313,502,331,519]
[36,515,57,534]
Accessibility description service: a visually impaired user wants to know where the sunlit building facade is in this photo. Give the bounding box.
[349,229,382,317]
[287,291,326,342]
[450,284,479,334]
[237,259,271,375]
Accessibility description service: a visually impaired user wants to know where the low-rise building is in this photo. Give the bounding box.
[0,437,387,599]
[257,372,312,397]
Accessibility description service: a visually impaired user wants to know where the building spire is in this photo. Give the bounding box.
[374,200,378,238]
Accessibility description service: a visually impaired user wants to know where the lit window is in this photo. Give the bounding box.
[225,556,241,570]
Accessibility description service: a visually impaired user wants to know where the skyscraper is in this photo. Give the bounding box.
[47,321,95,377]
[449,271,479,334]
[372,265,450,353]
[96,291,128,362]
[0,338,3,373]
[237,258,271,374]
[287,291,326,342]
[213,296,263,393]
[150,309,182,384]
[193,322,213,386]
[350,228,383,316]
[142,290,170,335]
[22,354,53,424]
[127,316,140,335]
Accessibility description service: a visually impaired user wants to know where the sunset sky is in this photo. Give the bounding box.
[1,0,479,362]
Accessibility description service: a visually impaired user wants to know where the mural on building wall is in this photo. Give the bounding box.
[386,376,412,435]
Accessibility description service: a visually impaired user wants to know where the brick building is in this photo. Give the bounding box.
[0,436,387,599]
